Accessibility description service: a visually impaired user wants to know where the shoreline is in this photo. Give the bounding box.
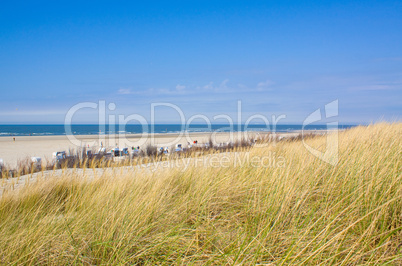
[0,124,356,138]
[0,130,318,138]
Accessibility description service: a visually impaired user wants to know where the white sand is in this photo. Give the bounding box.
[0,131,292,168]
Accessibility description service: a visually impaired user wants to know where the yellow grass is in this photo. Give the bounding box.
[0,123,401,264]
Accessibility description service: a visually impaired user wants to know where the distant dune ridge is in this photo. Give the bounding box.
[0,122,401,264]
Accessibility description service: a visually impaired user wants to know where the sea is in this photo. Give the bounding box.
[0,124,356,137]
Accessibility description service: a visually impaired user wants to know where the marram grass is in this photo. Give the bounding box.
[0,123,401,265]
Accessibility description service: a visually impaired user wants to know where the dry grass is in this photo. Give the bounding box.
[0,122,401,264]
[0,136,260,178]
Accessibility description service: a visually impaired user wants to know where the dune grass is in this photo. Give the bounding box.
[0,123,400,264]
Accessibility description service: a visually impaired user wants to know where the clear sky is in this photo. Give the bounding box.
[0,0,401,124]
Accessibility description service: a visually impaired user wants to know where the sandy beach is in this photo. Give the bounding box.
[0,131,299,168]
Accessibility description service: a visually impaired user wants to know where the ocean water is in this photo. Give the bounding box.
[0,124,356,137]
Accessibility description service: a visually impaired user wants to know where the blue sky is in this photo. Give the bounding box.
[0,0,401,124]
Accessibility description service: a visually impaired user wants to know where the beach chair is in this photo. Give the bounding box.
[31,157,42,170]
[111,148,120,157]
[122,148,129,156]
[175,144,183,152]
[53,151,66,161]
